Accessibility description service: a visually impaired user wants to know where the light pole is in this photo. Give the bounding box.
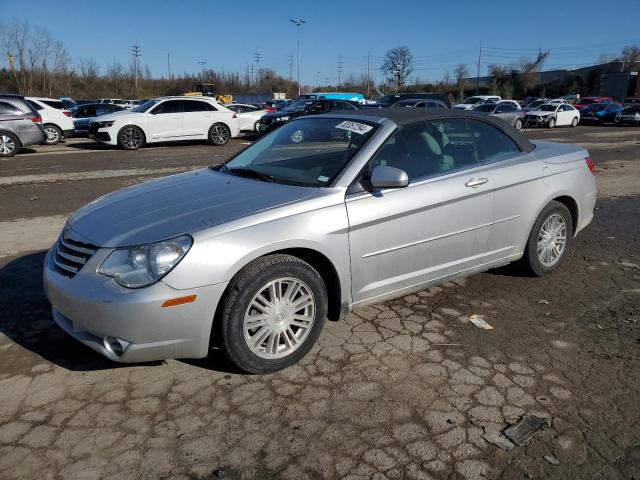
[290,19,306,96]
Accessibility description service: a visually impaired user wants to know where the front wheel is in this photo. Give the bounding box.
[117,125,145,150]
[219,254,328,373]
[43,124,62,145]
[519,201,573,276]
[209,123,231,145]
[514,118,523,130]
[547,117,556,128]
[571,117,579,127]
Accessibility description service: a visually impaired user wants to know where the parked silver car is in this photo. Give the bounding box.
[0,94,46,157]
[44,110,597,373]
[473,102,525,129]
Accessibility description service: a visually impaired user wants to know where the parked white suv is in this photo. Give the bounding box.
[88,96,240,150]
[454,95,502,110]
[25,97,75,144]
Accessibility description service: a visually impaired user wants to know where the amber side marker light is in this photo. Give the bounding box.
[161,295,197,308]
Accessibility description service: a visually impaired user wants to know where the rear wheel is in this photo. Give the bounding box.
[209,123,231,145]
[43,124,62,145]
[571,117,579,127]
[514,118,523,130]
[218,254,327,373]
[117,126,145,150]
[519,201,573,276]
[0,132,19,157]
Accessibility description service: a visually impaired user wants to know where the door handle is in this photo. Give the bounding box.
[465,177,488,188]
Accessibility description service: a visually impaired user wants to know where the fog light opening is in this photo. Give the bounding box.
[103,336,126,356]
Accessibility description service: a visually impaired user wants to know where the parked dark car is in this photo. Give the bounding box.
[622,97,640,107]
[71,103,125,136]
[579,102,623,124]
[615,105,640,125]
[390,99,448,109]
[257,99,361,133]
[0,94,46,157]
[521,99,550,112]
[375,93,452,108]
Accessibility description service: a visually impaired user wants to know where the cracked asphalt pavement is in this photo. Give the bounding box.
[0,127,639,479]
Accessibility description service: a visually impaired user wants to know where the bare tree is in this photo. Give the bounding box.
[381,46,413,92]
[621,46,640,70]
[78,57,100,97]
[519,49,550,93]
[454,63,469,101]
[106,62,126,97]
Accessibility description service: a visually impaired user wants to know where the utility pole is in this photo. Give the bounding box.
[132,39,142,93]
[197,60,206,82]
[476,40,482,94]
[337,54,343,91]
[290,19,306,96]
[366,51,371,99]
[288,54,294,82]
[167,53,171,79]
[254,48,261,85]
[250,62,254,86]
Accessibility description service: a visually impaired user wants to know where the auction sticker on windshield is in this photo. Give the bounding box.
[335,121,373,135]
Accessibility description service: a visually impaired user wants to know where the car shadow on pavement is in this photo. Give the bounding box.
[0,251,158,373]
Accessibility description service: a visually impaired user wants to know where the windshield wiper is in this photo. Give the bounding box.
[225,167,279,183]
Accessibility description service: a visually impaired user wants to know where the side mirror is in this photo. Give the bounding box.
[370,165,409,189]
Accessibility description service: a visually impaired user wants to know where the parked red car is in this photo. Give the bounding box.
[574,96,613,110]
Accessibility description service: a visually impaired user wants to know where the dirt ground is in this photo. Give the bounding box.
[0,125,639,480]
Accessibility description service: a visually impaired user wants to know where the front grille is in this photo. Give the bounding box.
[53,231,98,278]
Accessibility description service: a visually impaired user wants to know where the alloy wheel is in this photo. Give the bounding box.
[242,277,315,359]
[0,135,16,155]
[121,127,142,149]
[44,126,60,144]
[211,125,229,145]
[537,213,567,267]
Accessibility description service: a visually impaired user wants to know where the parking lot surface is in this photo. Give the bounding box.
[1,126,639,479]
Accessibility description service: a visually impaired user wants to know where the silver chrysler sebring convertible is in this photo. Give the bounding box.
[44,109,597,373]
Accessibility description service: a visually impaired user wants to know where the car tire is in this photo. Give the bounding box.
[514,118,523,130]
[571,117,579,127]
[0,132,20,158]
[43,124,62,145]
[209,123,231,146]
[117,125,145,150]
[219,254,328,374]
[254,121,261,132]
[547,117,556,128]
[519,201,573,277]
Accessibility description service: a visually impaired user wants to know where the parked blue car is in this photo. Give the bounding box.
[579,102,624,124]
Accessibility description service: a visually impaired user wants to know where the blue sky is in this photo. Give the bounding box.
[3,0,640,86]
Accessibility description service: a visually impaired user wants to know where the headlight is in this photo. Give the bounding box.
[95,121,115,128]
[275,116,289,122]
[98,235,192,288]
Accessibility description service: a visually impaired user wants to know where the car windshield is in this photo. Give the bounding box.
[536,105,557,112]
[391,100,418,108]
[528,100,545,108]
[463,97,484,104]
[132,99,157,112]
[377,95,400,105]
[283,100,312,112]
[219,117,378,187]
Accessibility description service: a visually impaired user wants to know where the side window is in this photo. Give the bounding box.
[182,100,209,112]
[85,106,97,117]
[0,101,20,114]
[27,100,44,111]
[307,101,327,114]
[467,119,520,163]
[225,105,239,113]
[330,101,355,111]
[96,107,110,116]
[152,100,182,114]
[562,105,572,112]
[367,120,477,182]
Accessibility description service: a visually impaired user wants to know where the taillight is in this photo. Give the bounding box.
[63,111,72,117]
[267,106,277,113]
[30,116,42,124]
[585,156,596,175]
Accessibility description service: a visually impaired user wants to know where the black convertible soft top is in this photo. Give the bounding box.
[325,108,535,153]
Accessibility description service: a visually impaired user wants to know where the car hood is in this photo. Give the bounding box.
[262,111,301,120]
[526,110,553,117]
[67,169,318,247]
[453,104,474,109]
[94,111,143,122]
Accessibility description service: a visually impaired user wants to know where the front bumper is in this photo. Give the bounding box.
[88,123,113,143]
[43,247,227,363]
[523,116,549,126]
